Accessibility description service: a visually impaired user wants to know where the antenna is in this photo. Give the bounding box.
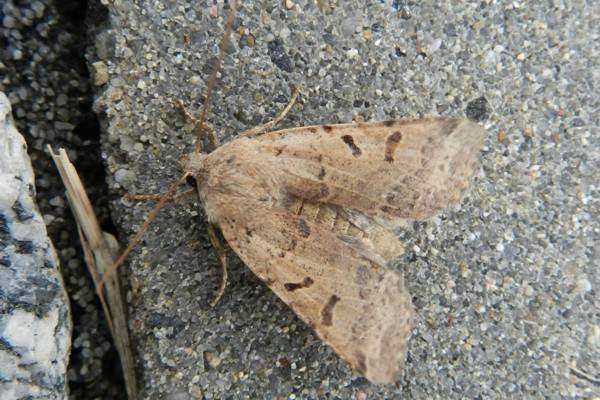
[97,173,189,293]
[192,1,236,153]
[97,2,237,294]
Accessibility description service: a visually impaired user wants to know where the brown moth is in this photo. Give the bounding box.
[105,3,486,386]
[181,117,485,383]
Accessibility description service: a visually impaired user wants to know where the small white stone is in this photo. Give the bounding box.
[575,278,592,295]
[114,168,135,184]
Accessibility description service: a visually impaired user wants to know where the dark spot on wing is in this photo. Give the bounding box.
[263,278,275,286]
[322,125,333,132]
[288,239,297,251]
[439,119,461,136]
[297,218,311,238]
[384,120,395,127]
[358,287,371,300]
[388,131,403,143]
[341,135,362,157]
[284,277,314,291]
[305,183,329,200]
[380,205,392,213]
[308,127,317,133]
[385,192,396,204]
[274,145,286,156]
[384,131,403,163]
[354,351,367,375]
[245,228,253,237]
[321,295,341,326]
[317,167,326,180]
[315,183,329,199]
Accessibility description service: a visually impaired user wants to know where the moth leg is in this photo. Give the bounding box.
[252,68,274,78]
[241,85,300,138]
[206,224,229,307]
[167,188,198,203]
[124,188,197,204]
[174,99,220,149]
[124,193,163,202]
[202,122,219,149]
[354,115,365,126]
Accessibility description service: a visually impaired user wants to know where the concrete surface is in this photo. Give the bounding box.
[91,1,599,398]
[2,0,598,398]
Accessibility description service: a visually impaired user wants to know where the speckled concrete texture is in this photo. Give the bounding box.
[86,0,600,398]
[87,1,599,397]
[3,0,597,398]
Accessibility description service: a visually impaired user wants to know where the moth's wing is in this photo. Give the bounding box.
[255,118,485,224]
[281,194,405,264]
[329,205,405,261]
[218,210,414,384]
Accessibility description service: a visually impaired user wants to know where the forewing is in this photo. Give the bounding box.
[218,209,414,384]
[255,118,485,223]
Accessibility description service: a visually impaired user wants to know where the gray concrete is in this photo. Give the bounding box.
[90,1,599,397]
[3,0,598,398]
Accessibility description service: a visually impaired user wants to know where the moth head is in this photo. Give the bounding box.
[179,151,210,203]
[179,152,208,177]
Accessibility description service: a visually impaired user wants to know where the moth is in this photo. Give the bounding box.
[104,4,486,386]
[181,116,485,384]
